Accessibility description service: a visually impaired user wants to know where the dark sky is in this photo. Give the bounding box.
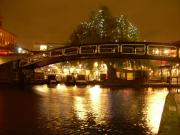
[0,0,180,49]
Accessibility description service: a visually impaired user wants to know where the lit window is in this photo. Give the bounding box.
[40,44,48,51]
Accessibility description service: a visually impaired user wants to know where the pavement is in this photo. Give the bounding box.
[158,89,180,135]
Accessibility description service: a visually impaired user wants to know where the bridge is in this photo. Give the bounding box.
[19,41,180,69]
[0,41,180,84]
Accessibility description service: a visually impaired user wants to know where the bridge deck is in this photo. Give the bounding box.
[20,42,180,68]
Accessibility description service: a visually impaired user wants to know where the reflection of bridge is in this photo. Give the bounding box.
[20,42,179,69]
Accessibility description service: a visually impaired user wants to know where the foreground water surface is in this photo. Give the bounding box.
[0,84,168,135]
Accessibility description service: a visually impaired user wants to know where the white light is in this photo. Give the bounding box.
[18,47,22,53]
[40,44,47,51]
[42,53,46,57]
[102,64,107,71]
[70,67,74,73]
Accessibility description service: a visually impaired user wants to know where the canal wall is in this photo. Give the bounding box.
[158,93,180,135]
[0,61,19,83]
[0,54,28,65]
[0,57,35,84]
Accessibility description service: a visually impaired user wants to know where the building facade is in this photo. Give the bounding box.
[0,19,16,47]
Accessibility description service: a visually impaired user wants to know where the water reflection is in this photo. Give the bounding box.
[145,88,168,134]
[88,85,102,122]
[72,85,110,125]
[31,85,168,134]
[88,85,109,124]
[34,84,49,94]
[74,96,87,120]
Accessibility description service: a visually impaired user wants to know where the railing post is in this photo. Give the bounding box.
[97,44,99,54]
[119,44,121,53]
[145,43,148,55]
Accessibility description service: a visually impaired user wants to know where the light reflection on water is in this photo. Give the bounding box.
[32,84,168,135]
[145,88,168,134]
[74,96,87,120]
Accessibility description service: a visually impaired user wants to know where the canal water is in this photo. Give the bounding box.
[0,85,168,135]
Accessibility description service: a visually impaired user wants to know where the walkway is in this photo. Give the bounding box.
[158,89,180,135]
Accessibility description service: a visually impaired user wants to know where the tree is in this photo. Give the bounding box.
[69,22,90,45]
[88,6,114,43]
[68,6,140,45]
[111,15,140,42]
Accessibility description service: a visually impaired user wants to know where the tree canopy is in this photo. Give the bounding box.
[69,6,140,45]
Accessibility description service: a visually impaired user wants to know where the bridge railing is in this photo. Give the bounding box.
[147,45,177,57]
[50,49,63,57]
[80,45,97,54]
[64,47,79,56]
[121,44,145,55]
[98,44,119,54]
[20,42,179,67]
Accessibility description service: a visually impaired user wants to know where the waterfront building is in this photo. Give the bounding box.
[0,18,16,47]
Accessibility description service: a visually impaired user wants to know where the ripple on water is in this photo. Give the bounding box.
[4,85,166,135]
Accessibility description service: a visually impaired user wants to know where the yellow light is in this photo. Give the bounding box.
[42,53,46,57]
[86,70,90,75]
[177,69,179,76]
[94,62,98,67]
[155,49,159,55]
[72,85,77,90]
[76,69,80,74]
[145,88,168,134]
[104,64,107,70]
[70,67,74,73]
[74,96,86,120]
[63,68,69,75]
[89,85,101,97]
[95,70,99,76]
[164,49,169,54]
[101,64,107,71]
[88,85,109,124]
[33,84,49,94]
[56,84,67,90]
[127,72,133,80]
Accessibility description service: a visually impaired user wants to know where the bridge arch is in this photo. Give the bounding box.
[20,41,180,69]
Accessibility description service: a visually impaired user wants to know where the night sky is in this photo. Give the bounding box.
[0,0,180,49]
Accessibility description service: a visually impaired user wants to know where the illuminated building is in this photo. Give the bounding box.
[33,42,66,51]
[0,18,16,47]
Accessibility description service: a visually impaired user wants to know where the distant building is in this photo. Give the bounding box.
[33,42,66,51]
[0,17,16,47]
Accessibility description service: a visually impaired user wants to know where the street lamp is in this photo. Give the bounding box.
[18,47,22,53]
